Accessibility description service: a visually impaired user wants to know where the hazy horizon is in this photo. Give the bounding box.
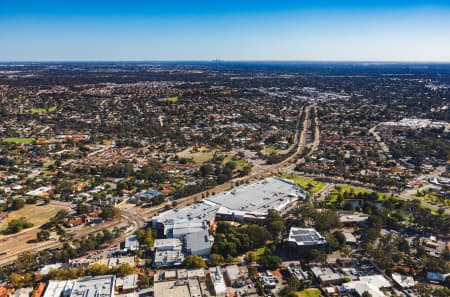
[1,1,450,62]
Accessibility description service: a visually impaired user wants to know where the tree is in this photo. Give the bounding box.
[245,252,257,263]
[325,233,340,253]
[310,249,327,264]
[185,255,207,269]
[266,209,286,241]
[87,263,111,276]
[361,292,373,297]
[279,277,304,297]
[315,209,341,232]
[139,274,150,288]
[136,228,153,247]
[4,217,33,234]
[8,272,24,288]
[54,209,70,222]
[258,250,282,270]
[209,253,224,266]
[11,198,25,210]
[115,263,134,276]
[37,230,51,241]
[100,206,120,220]
[15,252,38,274]
[333,230,346,247]
[444,276,450,289]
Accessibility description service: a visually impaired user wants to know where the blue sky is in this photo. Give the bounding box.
[1,0,450,61]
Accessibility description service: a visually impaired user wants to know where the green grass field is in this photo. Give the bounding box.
[222,155,247,170]
[254,247,266,257]
[282,175,327,193]
[327,185,374,203]
[296,288,323,297]
[412,192,449,209]
[25,106,57,114]
[166,96,179,102]
[3,137,35,144]
[262,146,283,154]
[335,185,372,194]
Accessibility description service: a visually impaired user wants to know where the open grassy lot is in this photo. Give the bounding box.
[282,175,327,193]
[327,185,391,204]
[0,203,66,233]
[254,247,266,257]
[166,96,179,102]
[25,106,57,114]
[296,288,323,297]
[222,155,247,170]
[177,146,217,164]
[2,137,35,144]
[412,192,449,209]
[334,185,372,194]
[327,185,374,203]
[262,146,283,154]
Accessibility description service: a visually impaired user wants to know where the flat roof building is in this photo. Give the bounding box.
[40,263,63,275]
[154,250,185,268]
[286,227,326,256]
[209,266,227,297]
[154,238,185,268]
[225,265,241,283]
[154,238,183,251]
[339,211,369,224]
[151,177,305,240]
[392,273,415,289]
[97,256,135,269]
[188,279,202,297]
[344,281,386,297]
[136,188,162,200]
[154,281,191,297]
[310,266,344,285]
[184,230,214,258]
[115,274,138,293]
[152,202,218,238]
[207,177,305,222]
[286,263,309,282]
[42,280,76,297]
[69,275,115,297]
[122,235,139,251]
[288,228,326,247]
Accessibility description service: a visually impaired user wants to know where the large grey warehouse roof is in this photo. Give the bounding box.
[69,275,115,297]
[153,201,218,224]
[152,177,306,238]
[205,177,305,214]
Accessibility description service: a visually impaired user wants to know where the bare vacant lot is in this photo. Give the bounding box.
[0,203,66,234]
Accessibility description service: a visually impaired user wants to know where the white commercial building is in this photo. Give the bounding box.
[344,274,392,297]
[209,266,227,297]
[42,280,76,297]
[208,177,305,222]
[392,273,415,289]
[69,275,115,297]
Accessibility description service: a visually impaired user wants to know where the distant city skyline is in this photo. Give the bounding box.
[1,0,450,62]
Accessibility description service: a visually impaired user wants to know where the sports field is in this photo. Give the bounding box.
[166,96,178,102]
[177,146,217,164]
[2,137,35,144]
[26,106,57,114]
